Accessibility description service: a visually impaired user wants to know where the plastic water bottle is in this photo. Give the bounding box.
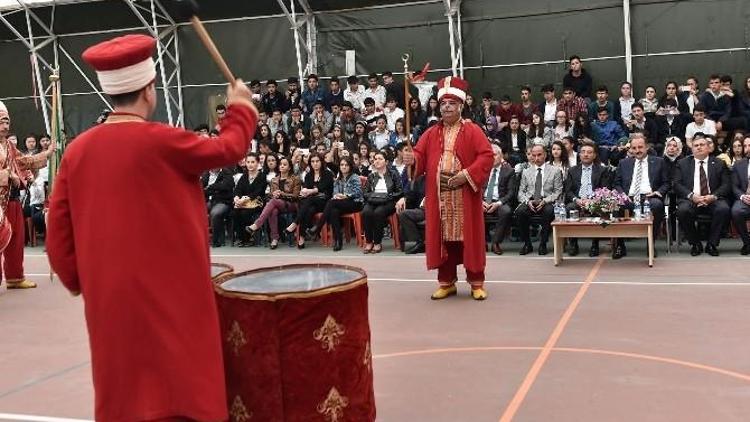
[555,202,566,221]
[643,199,651,219]
[633,195,642,220]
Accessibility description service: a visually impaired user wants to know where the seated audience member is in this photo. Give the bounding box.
[498,116,527,165]
[613,133,669,258]
[202,165,236,248]
[309,101,333,136]
[557,86,588,124]
[483,144,517,255]
[364,73,386,110]
[655,98,688,151]
[546,110,574,146]
[539,84,558,126]
[565,141,612,256]
[724,133,746,168]
[527,112,547,145]
[658,81,690,116]
[684,104,717,148]
[324,77,344,111]
[562,135,579,167]
[699,74,727,126]
[230,154,267,247]
[368,115,391,150]
[397,175,426,254]
[495,95,520,131]
[640,85,659,117]
[731,153,750,255]
[625,102,658,148]
[284,103,309,136]
[306,157,364,251]
[618,82,636,124]
[517,85,539,129]
[588,85,623,127]
[245,157,301,249]
[383,96,405,132]
[515,144,563,255]
[563,55,593,100]
[362,151,403,254]
[549,140,571,180]
[672,135,731,256]
[363,97,384,130]
[716,75,749,133]
[286,153,334,248]
[591,107,627,165]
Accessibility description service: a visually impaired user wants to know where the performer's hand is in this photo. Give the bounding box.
[402,150,415,166]
[227,79,258,115]
[448,172,467,189]
[396,197,406,213]
[439,173,452,190]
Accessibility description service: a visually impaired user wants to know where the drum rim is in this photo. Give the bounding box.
[210,262,235,284]
[214,263,367,302]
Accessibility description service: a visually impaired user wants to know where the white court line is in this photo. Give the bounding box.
[368,278,750,286]
[0,414,91,422]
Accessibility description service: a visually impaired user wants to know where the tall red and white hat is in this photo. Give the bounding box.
[437,76,469,103]
[0,100,9,121]
[82,34,157,95]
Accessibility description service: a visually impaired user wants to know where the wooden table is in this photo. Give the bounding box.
[552,217,654,267]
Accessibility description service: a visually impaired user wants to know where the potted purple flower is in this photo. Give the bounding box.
[580,187,630,221]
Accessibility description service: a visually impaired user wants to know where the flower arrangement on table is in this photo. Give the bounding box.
[580,187,630,225]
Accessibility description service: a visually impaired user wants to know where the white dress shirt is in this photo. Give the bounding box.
[628,157,652,196]
[344,85,366,111]
[543,100,557,123]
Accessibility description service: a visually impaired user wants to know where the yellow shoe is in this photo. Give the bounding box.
[6,279,37,289]
[430,285,457,300]
[471,288,488,301]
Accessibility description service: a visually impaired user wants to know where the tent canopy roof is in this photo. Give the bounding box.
[0,0,419,40]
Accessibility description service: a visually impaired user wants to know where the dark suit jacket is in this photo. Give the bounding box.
[731,158,749,199]
[201,168,236,205]
[564,163,611,204]
[672,156,731,201]
[498,128,527,154]
[627,118,658,146]
[485,164,518,207]
[655,114,687,145]
[614,155,670,197]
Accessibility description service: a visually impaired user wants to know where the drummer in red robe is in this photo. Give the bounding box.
[46,34,258,421]
[404,76,494,300]
[0,100,55,290]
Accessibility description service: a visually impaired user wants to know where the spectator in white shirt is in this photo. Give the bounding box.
[540,84,558,126]
[383,96,405,132]
[344,75,366,111]
[619,81,636,124]
[368,115,391,150]
[685,104,717,147]
[363,73,386,111]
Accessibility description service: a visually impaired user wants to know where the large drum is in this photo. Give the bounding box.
[214,264,375,422]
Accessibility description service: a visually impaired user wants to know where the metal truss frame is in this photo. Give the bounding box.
[276,0,317,82]
[443,0,464,78]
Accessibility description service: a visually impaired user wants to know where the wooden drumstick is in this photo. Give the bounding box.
[173,0,236,83]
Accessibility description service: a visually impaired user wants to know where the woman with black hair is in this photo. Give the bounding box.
[548,140,571,180]
[573,114,593,141]
[425,95,441,125]
[255,123,272,144]
[658,81,690,115]
[361,151,403,253]
[306,156,363,251]
[263,154,278,194]
[232,153,268,247]
[408,96,427,138]
[286,153,334,248]
[246,157,301,249]
[272,130,291,156]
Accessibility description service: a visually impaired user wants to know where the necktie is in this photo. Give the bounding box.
[699,161,709,196]
[633,159,643,196]
[533,168,543,200]
[485,168,498,203]
[579,167,592,199]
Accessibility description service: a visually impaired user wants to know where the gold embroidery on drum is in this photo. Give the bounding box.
[317,387,349,422]
[313,315,345,352]
[227,321,247,356]
[230,395,252,422]
[364,341,372,373]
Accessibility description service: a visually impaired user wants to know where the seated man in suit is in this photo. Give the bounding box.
[515,144,563,255]
[564,140,612,256]
[673,134,732,256]
[613,133,670,258]
[483,143,517,255]
[397,175,426,254]
[730,156,750,255]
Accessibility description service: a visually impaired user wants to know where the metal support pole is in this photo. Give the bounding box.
[290,0,305,82]
[24,7,50,134]
[623,0,633,83]
[456,4,464,78]
[173,28,184,127]
[445,0,457,77]
[444,0,463,77]
[151,0,173,125]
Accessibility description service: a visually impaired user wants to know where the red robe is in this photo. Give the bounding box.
[47,104,257,422]
[413,120,494,273]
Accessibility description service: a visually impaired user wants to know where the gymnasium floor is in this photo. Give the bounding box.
[1,240,749,422]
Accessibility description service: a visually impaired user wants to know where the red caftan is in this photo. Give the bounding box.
[413,120,494,275]
[47,104,257,422]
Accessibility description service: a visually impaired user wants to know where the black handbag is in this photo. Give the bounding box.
[367,192,389,205]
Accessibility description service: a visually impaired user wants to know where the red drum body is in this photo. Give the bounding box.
[214,264,375,422]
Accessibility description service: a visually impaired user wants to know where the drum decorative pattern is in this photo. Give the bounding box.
[215,264,376,421]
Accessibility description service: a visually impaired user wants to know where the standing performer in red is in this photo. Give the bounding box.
[0,100,55,290]
[405,77,494,300]
[46,35,258,422]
